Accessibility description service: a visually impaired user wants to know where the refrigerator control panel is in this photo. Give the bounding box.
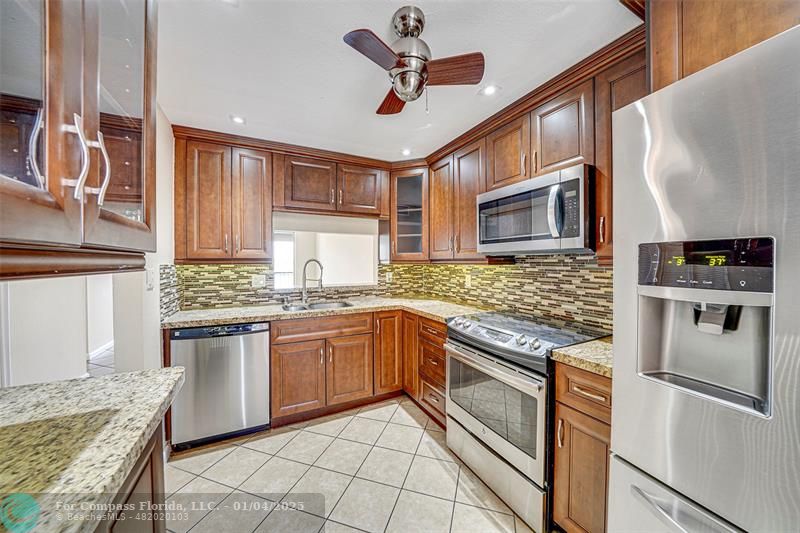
[638,237,774,292]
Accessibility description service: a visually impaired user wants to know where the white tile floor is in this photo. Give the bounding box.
[88,347,115,377]
[166,397,535,533]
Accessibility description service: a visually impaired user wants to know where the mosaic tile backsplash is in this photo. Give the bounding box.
[159,264,180,321]
[165,255,613,331]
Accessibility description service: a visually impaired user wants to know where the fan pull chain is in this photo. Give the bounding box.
[425,87,430,114]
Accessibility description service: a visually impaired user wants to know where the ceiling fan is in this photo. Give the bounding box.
[343,6,485,115]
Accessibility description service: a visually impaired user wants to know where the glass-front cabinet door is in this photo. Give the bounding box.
[390,167,429,261]
[82,0,156,251]
[0,0,84,247]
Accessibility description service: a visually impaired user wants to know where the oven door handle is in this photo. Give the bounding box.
[445,342,544,396]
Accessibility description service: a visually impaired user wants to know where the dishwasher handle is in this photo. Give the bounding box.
[170,322,269,340]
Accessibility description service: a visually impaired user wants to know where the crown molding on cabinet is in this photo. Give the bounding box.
[620,0,646,20]
[424,25,645,165]
[171,125,393,170]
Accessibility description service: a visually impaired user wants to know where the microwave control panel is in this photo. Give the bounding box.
[561,178,581,238]
[638,237,774,292]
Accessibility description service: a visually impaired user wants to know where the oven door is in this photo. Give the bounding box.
[477,170,562,255]
[445,340,547,488]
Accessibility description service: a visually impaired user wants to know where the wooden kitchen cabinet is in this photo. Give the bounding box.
[428,139,486,261]
[185,141,231,260]
[486,114,530,190]
[337,164,382,215]
[402,312,420,398]
[0,0,157,278]
[553,402,611,533]
[429,155,454,260]
[593,51,647,265]
[326,333,374,405]
[390,167,429,261]
[553,361,612,533]
[648,0,800,92]
[180,141,272,262]
[374,311,403,394]
[530,79,594,176]
[271,339,327,418]
[283,155,337,211]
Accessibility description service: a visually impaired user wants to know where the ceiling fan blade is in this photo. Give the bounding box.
[427,52,485,85]
[344,29,405,71]
[377,89,405,115]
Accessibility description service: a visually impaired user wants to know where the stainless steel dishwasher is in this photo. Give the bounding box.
[169,322,270,448]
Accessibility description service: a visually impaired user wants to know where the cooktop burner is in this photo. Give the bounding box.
[446,312,607,374]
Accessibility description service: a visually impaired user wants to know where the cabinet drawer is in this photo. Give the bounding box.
[419,317,447,344]
[555,362,612,424]
[272,313,373,345]
[420,379,446,418]
[419,339,445,386]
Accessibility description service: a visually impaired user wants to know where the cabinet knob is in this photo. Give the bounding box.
[599,216,606,244]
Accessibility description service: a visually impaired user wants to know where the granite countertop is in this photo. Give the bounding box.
[0,367,185,533]
[161,297,484,329]
[551,337,613,378]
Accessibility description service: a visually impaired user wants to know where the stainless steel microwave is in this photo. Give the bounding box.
[477,164,594,255]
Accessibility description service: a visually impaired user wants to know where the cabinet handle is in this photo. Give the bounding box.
[455,235,460,253]
[93,131,112,206]
[28,108,45,188]
[319,346,323,365]
[224,234,229,253]
[573,384,607,403]
[429,359,439,366]
[557,418,564,448]
[62,113,91,200]
[235,234,241,254]
[599,216,606,244]
[328,344,333,363]
[338,189,343,205]
[521,153,526,176]
[533,150,537,173]
[428,394,440,404]
[449,236,453,251]
[423,326,439,336]
[330,188,335,204]
[376,320,380,335]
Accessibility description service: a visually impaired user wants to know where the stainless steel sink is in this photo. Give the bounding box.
[281,304,309,312]
[308,301,353,310]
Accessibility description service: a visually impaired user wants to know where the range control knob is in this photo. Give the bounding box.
[463,320,472,328]
[529,338,541,350]
[515,334,527,346]
[454,317,464,326]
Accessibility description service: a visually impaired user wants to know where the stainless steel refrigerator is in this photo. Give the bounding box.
[609,25,800,532]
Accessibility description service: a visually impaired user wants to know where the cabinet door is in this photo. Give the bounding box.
[649,0,800,91]
[326,334,374,406]
[553,401,611,533]
[0,0,83,247]
[271,339,326,418]
[429,155,454,260]
[374,311,403,394]
[337,164,381,215]
[232,148,272,260]
[531,79,594,176]
[401,312,419,397]
[284,156,337,211]
[82,0,158,252]
[453,139,486,260]
[485,115,530,190]
[594,51,647,265]
[185,141,232,259]
[390,167,429,261]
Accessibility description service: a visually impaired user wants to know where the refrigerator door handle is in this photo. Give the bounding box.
[631,485,739,533]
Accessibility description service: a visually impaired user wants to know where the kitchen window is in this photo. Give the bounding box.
[273,231,295,290]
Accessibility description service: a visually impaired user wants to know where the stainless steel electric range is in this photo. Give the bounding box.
[444,312,605,532]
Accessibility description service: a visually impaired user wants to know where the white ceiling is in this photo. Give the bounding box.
[157,0,640,162]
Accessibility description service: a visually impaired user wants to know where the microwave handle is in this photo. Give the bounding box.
[547,184,562,238]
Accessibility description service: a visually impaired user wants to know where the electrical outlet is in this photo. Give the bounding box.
[465,273,472,288]
[251,274,266,288]
[385,271,394,283]
[145,267,155,291]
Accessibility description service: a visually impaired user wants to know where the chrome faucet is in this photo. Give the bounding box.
[301,259,323,304]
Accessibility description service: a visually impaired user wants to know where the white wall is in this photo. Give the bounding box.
[113,104,174,372]
[86,274,114,355]
[1,277,89,386]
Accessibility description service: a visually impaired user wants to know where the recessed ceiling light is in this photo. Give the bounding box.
[229,115,246,125]
[401,148,411,156]
[479,85,500,96]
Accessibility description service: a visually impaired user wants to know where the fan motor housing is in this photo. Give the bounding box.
[390,36,430,102]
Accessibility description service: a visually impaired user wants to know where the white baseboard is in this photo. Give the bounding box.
[88,340,114,360]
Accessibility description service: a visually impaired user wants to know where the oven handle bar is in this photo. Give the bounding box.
[445,341,544,396]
